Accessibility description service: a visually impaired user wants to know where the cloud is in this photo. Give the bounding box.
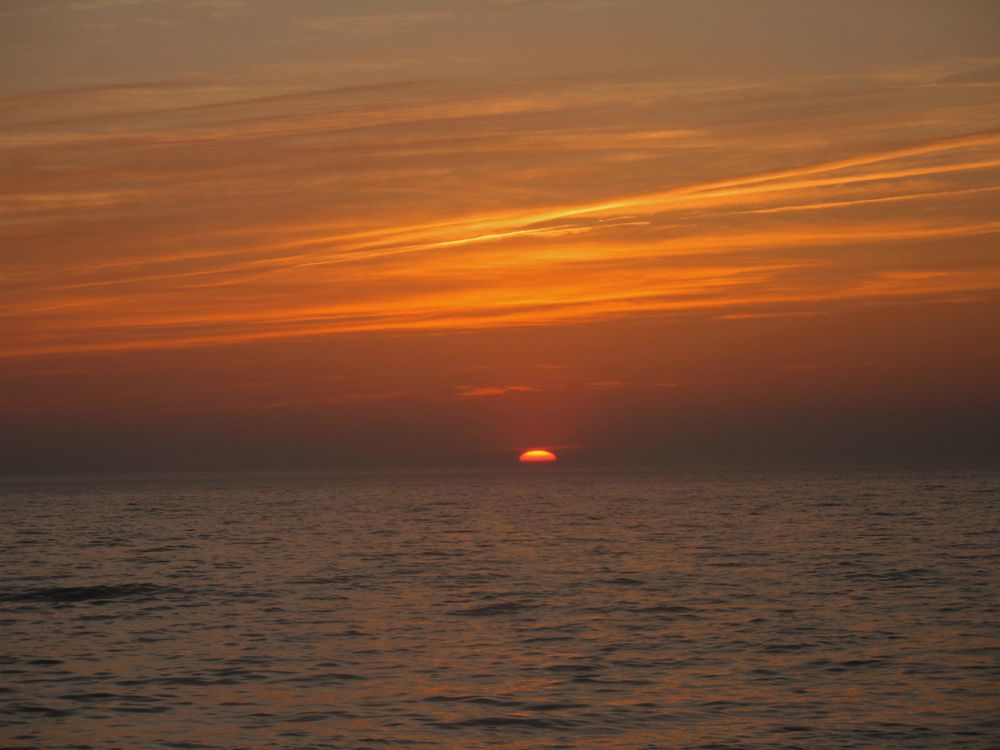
[3,69,999,359]
[171,389,412,413]
[457,385,540,398]
[490,0,626,9]
[300,11,453,34]
[68,0,154,10]
[68,0,249,13]
[737,186,1000,215]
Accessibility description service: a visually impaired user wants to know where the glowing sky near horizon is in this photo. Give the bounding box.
[1,0,998,472]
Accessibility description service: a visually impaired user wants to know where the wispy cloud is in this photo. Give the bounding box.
[300,11,453,34]
[171,389,412,413]
[490,0,628,9]
[457,385,540,398]
[68,0,155,10]
[2,69,999,359]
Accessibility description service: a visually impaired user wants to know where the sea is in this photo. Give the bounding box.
[1,469,997,749]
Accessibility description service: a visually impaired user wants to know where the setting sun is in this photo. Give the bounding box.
[519,449,557,463]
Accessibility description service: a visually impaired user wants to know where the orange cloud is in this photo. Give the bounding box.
[456,385,541,398]
[3,72,999,362]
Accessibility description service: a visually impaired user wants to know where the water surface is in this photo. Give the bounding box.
[1,470,998,748]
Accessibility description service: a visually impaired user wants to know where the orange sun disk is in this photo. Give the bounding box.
[519,449,557,463]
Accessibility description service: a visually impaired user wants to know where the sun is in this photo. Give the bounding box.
[519,449,557,463]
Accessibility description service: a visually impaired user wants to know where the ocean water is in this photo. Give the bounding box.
[1,470,997,749]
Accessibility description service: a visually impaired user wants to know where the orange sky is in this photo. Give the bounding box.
[2,0,999,472]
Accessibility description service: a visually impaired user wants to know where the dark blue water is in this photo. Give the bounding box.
[1,470,998,748]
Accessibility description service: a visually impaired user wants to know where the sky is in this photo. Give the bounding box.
[1,0,999,473]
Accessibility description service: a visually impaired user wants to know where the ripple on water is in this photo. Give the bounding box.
[0,583,182,604]
[0,470,997,749]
